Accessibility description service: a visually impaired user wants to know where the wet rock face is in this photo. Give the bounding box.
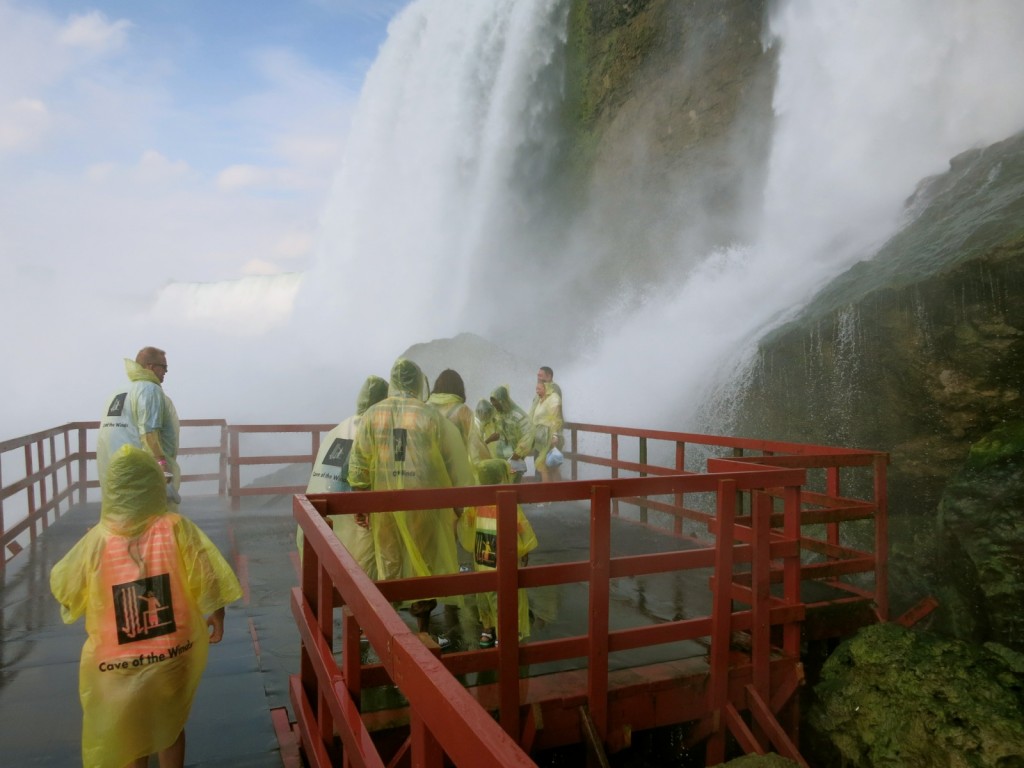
[805,623,1024,767]
[727,131,1024,631]
[564,0,775,291]
[937,422,1024,649]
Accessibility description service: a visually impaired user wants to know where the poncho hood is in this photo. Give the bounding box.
[490,385,515,413]
[101,444,168,537]
[356,375,389,415]
[475,399,496,421]
[124,357,161,386]
[389,358,427,399]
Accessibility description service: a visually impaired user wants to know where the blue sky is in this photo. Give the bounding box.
[0,0,412,437]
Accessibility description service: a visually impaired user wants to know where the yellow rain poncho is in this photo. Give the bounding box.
[96,358,181,508]
[458,459,538,640]
[474,399,502,459]
[50,446,241,768]
[300,374,389,576]
[348,359,474,605]
[529,382,564,468]
[429,393,493,472]
[489,385,531,458]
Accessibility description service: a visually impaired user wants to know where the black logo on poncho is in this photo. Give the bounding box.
[322,438,353,470]
[107,393,127,417]
[392,428,408,462]
[113,573,176,645]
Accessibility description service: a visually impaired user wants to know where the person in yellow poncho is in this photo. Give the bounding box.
[427,368,491,463]
[529,380,564,482]
[489,385,531,482]
[348,358,475,635]
[458,459,538,647]
[96,347,181,511]
[50,445,242,768]
[298,374,389,574]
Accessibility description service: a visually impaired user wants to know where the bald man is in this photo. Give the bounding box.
[96,347,181,509]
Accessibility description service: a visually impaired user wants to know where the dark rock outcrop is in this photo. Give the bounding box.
[727,131,1024,633]
[805,623,1024,767]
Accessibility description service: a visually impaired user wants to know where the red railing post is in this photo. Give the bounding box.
[63,429,73,514]
[707,479,737,765]
[751,489,772,702]
[873,454,889,621]
[24,444,36,544]
[570,428,578,481]
[219,422,228,496]
[587,484,612,743]
[826,466,841,547]
[496,490,521,740]
[674,440,686,536]
[78,426,89,504]
[37,439,49,532]
[230,429,241,511]
[610,435,619,517]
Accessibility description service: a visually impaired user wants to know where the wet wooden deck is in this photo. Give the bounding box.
[0,493,753,765]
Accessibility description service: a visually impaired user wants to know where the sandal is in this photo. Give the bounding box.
[479,629,495,648]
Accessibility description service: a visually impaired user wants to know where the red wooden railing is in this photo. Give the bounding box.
[0,419,228,566]
[291,427,887,766]
[2,420,887,765]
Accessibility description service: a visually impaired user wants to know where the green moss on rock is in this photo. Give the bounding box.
[964,421,1024,472]
[806,623,1024,767]
[714,754,801,767]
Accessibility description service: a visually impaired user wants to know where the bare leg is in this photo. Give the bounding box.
[157,730,185,768]
[125,758,149,768]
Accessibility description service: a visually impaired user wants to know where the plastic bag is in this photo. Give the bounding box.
[546,447,564,468]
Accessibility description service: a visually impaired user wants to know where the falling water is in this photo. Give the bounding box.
[296,0,570,381]
[296,0,1024,430]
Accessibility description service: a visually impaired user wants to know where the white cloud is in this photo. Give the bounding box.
[0,0,384,439]
[217,163,274,191]
[0,97,50,152]
[276,231,313,260]
[58,10,131,54]
[149,273,304,335]
[242,258,283,275]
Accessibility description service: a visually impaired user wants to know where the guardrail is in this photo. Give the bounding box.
[0,420,227,567]
[2,418,887,762]
[294,466,812,765]
[2,421,888,625]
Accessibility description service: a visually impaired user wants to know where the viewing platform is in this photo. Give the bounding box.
[1,420,890,766]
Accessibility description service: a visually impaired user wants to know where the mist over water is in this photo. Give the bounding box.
[10,1,1022,442]
[295,0,1024,433]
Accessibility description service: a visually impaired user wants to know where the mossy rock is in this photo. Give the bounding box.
[963,421,1024,473]
[937,420,1024,649]
[806,623,1024,767]
[714,754,801,767]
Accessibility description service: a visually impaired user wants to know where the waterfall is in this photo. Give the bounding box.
[295,0,1024,429]
[296,0,570,378]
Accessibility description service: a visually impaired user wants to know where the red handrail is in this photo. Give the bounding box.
[294,465,814,765]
